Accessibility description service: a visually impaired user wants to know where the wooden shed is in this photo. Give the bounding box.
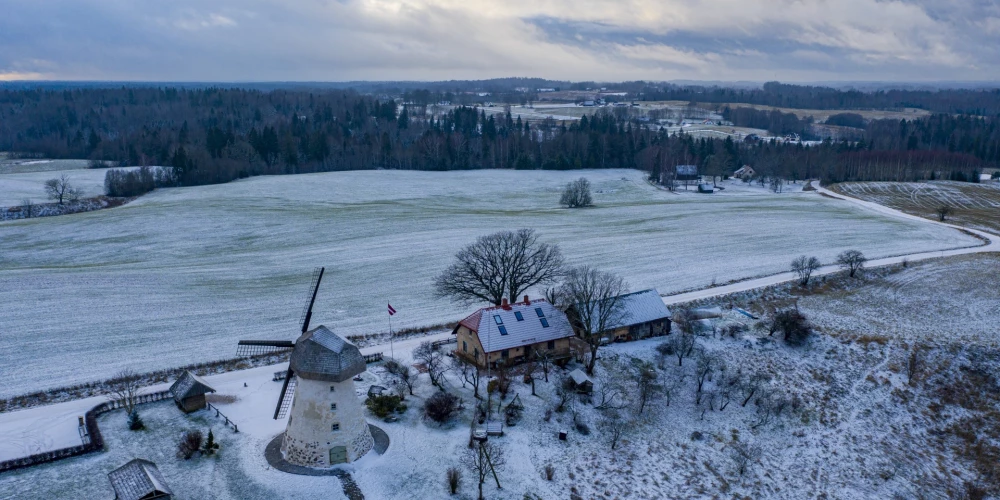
[108,458,173,500]
[169,371,215,413]
[568,369,593,394]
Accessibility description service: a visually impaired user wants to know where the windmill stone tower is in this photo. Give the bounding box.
[281,325,374,467]
[237,268,374,468]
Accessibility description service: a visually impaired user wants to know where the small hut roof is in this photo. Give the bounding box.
[169,371,215,401]
[569,368,592,386]
[107,458,173,500]
[289,326,366,382]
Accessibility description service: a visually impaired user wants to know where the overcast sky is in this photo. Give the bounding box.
[2,0,999,83]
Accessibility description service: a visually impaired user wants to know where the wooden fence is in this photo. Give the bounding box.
[363,352,384,363]
[206,403,239,433]
[0,390,171,474]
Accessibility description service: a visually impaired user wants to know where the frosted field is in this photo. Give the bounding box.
[0,166,123,206]
[0,169,980,398]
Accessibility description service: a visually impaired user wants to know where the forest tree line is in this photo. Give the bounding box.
[0,87,994,194]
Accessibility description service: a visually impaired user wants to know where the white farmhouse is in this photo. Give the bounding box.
[280,326,373,467]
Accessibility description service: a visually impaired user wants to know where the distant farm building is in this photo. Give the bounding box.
[570,289,672,344]
[698,184,715,193]
[169,371,215,413]
[452,296,581,368]
[733,165,756,179]
[108,459,173,500]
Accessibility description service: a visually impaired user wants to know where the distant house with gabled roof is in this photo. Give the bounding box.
[569,289,672,344]
[107,458,173,500]
[452,296,582,368]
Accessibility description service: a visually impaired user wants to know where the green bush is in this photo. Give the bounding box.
[366,394,405,418]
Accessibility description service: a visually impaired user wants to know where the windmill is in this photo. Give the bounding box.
[237,267,374,467]
[238,267,325,419]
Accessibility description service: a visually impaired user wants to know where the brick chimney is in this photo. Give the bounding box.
[523,295,530,305]
[501,297,510,310]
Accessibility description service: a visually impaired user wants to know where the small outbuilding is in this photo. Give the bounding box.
[697,183,714,193]
[169,371,216,413]
[108,458,173,500]
[568,369,593,394]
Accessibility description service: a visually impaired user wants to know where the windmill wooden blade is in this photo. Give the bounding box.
[236,340,294,357]
[299,267,325,334]
[273,368,296,420]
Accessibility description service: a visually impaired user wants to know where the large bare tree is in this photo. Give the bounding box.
[559,177,593,208]
[790,255,821,286]
[555,266,629,375]
[464,440,506,500]
[836,250,867,278]
[44,174,81,205]
[434,229,564,306]
[108,367,142,416]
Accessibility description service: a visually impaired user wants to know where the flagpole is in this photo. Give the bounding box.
[389,305,394,359]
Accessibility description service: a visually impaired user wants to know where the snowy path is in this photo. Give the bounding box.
[1,180,996,462]
[662,181,998,306]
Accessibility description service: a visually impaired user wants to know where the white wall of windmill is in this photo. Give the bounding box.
[280,376,373,467]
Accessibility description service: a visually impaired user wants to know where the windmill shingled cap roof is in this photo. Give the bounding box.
[289,325,367,382]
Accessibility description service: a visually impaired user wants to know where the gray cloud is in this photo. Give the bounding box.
[0,0,997,82]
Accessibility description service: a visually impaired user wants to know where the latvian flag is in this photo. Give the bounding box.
[387,303,397,316]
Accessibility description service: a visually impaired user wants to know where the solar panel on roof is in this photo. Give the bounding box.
[498,325,508,335]
[535,308,545,317]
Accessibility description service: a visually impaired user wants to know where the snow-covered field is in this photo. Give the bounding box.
[0,166,121,206]
[832,180,1000,235]
[0,169,980,398]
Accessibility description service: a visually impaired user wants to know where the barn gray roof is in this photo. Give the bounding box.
[169,371,215,401]
[588,289,672,333]
[289,326,366,382]
[107,459,173,500]
[456,299,575,353]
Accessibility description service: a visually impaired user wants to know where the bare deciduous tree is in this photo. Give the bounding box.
[44,174,81,205]
[906,346,924,386]
[836,250,867,278]
[534,349,553,382]
[559,177,593,208]
[729,441,763,476]
[20,198,34,218]
[791,255,821,286]
[414,342,448,389]
[671,333,696,366]
[452,356,483,399]
[936,205,953,222]
[555,266,629,375]
[464,440,506,500]
[434,229,564,306]
[634,360,661,415]
[384,357,419,396]
[695,352,717,394]
[108,368,142,416]
[599,410,631,450]
[768,309,813,346]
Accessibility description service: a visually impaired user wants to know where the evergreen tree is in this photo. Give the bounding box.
[128,410,145,431]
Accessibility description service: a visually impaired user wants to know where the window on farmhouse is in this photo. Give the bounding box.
[535,308,545,317]
[501,349,509,359]
[540,318,550,328]
[547,340,555,350]
[463,341,468,352]
[494,315,503,325]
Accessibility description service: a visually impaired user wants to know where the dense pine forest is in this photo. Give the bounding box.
[0,85,996,194]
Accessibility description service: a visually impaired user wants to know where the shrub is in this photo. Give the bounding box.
[573,414,590,435]
[127,410,145,431]
[366,394,404,418]
[203,429,220,456]
[544,463,555,481]
[424,392,461,424]
[560,177,593,208]
[104,166,157,197]
[177,430,203,459]
[446,466,461,494]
